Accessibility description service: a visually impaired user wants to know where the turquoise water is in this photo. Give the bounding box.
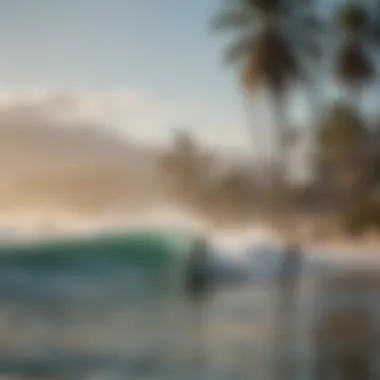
[0,229,309,379]
[0,228,203,318]
[0,228,193,271]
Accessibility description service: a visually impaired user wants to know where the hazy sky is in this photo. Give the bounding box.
[0,1,234,148]
[0,0,378,226]
[0,0,320,155]
[1,1,378,150]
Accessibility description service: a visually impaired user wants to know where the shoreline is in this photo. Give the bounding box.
[300,229,380,255]
[273,218,380,254]
[303,237,380,254]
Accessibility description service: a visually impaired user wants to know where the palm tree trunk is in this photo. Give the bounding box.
[307,76,325,212]
[243,92,259,148]
[346,84,362,112]
[270,91,290,230]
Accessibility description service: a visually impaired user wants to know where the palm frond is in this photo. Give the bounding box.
[241,28,300,93]
[241,52,262,92]
[368,24,380,47]
[293,36,322,58]
[264,29,300,78]
[215,0,321,95]
[292,14,327,33]
[253,0,281,15]
[369,29,380,45]
[223,0,260,11]
[279,0,314,14]
[223,0,286,19]
[318,102,367,151]
[338,3,368,34]
[211,9,256,33]
[335,42,374,85]
[223,34,258,65]
[368,2,380,46]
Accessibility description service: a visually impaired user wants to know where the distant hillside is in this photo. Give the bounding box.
[0,108,168,215]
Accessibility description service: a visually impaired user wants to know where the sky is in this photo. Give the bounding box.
[0,0,307,226]
[0,1,379,148]
[0,3,378,160]
[0,0,322,157]
[0,0,378,227]
[0,0,243,150]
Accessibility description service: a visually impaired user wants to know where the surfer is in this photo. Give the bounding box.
[184,236,211,365]
[185,236,210,301]
[278,242,303,300]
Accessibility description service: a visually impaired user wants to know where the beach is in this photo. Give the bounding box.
[0,229,377,379]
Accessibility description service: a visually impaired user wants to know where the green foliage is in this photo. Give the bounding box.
[315,103,373,217]
[212,0,322,93]
[334,2,379,90]
[340,201,380,235]
[206,1,380,233]
[338,3,367,34]
[317,103,367,153]
[335,42,374,86]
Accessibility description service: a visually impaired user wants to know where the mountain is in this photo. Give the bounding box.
[0,108,167,216]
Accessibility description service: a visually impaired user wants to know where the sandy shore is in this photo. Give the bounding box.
[303,238,380,255]
[272,220,380,255]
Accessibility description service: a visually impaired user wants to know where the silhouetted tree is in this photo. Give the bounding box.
[212,0,323,221]
[204,168,255,225]
[160,130,213,212]
[212,1,322,161]
[335,3,378,108]
[315,103,370,215]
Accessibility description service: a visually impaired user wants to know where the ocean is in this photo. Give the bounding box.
[0,228,324,379]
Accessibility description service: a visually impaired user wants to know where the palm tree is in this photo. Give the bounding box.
[211,0,323,223]
[317,103,367,155]
[316,102,369,214]
[210,168,253,224]
[160,130,212,212]
[335,2,377,108]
